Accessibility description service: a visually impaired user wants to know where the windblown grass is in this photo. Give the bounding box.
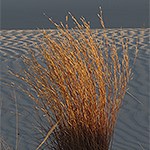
[16,11,138,150]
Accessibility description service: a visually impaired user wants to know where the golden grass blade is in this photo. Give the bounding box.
[36,120,60,150]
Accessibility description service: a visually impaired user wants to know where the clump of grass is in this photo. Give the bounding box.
[17,11,138,150]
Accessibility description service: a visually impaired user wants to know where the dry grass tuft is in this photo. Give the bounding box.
[17,11,138,150]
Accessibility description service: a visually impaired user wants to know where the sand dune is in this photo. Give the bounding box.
[0,28,149,150]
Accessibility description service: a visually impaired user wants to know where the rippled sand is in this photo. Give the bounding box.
[0,28,149,150]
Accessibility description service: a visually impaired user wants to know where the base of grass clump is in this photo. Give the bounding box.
[55,126,111,150]
[16,10,138,150]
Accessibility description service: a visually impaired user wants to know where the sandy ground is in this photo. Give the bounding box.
[0,28,149,150]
